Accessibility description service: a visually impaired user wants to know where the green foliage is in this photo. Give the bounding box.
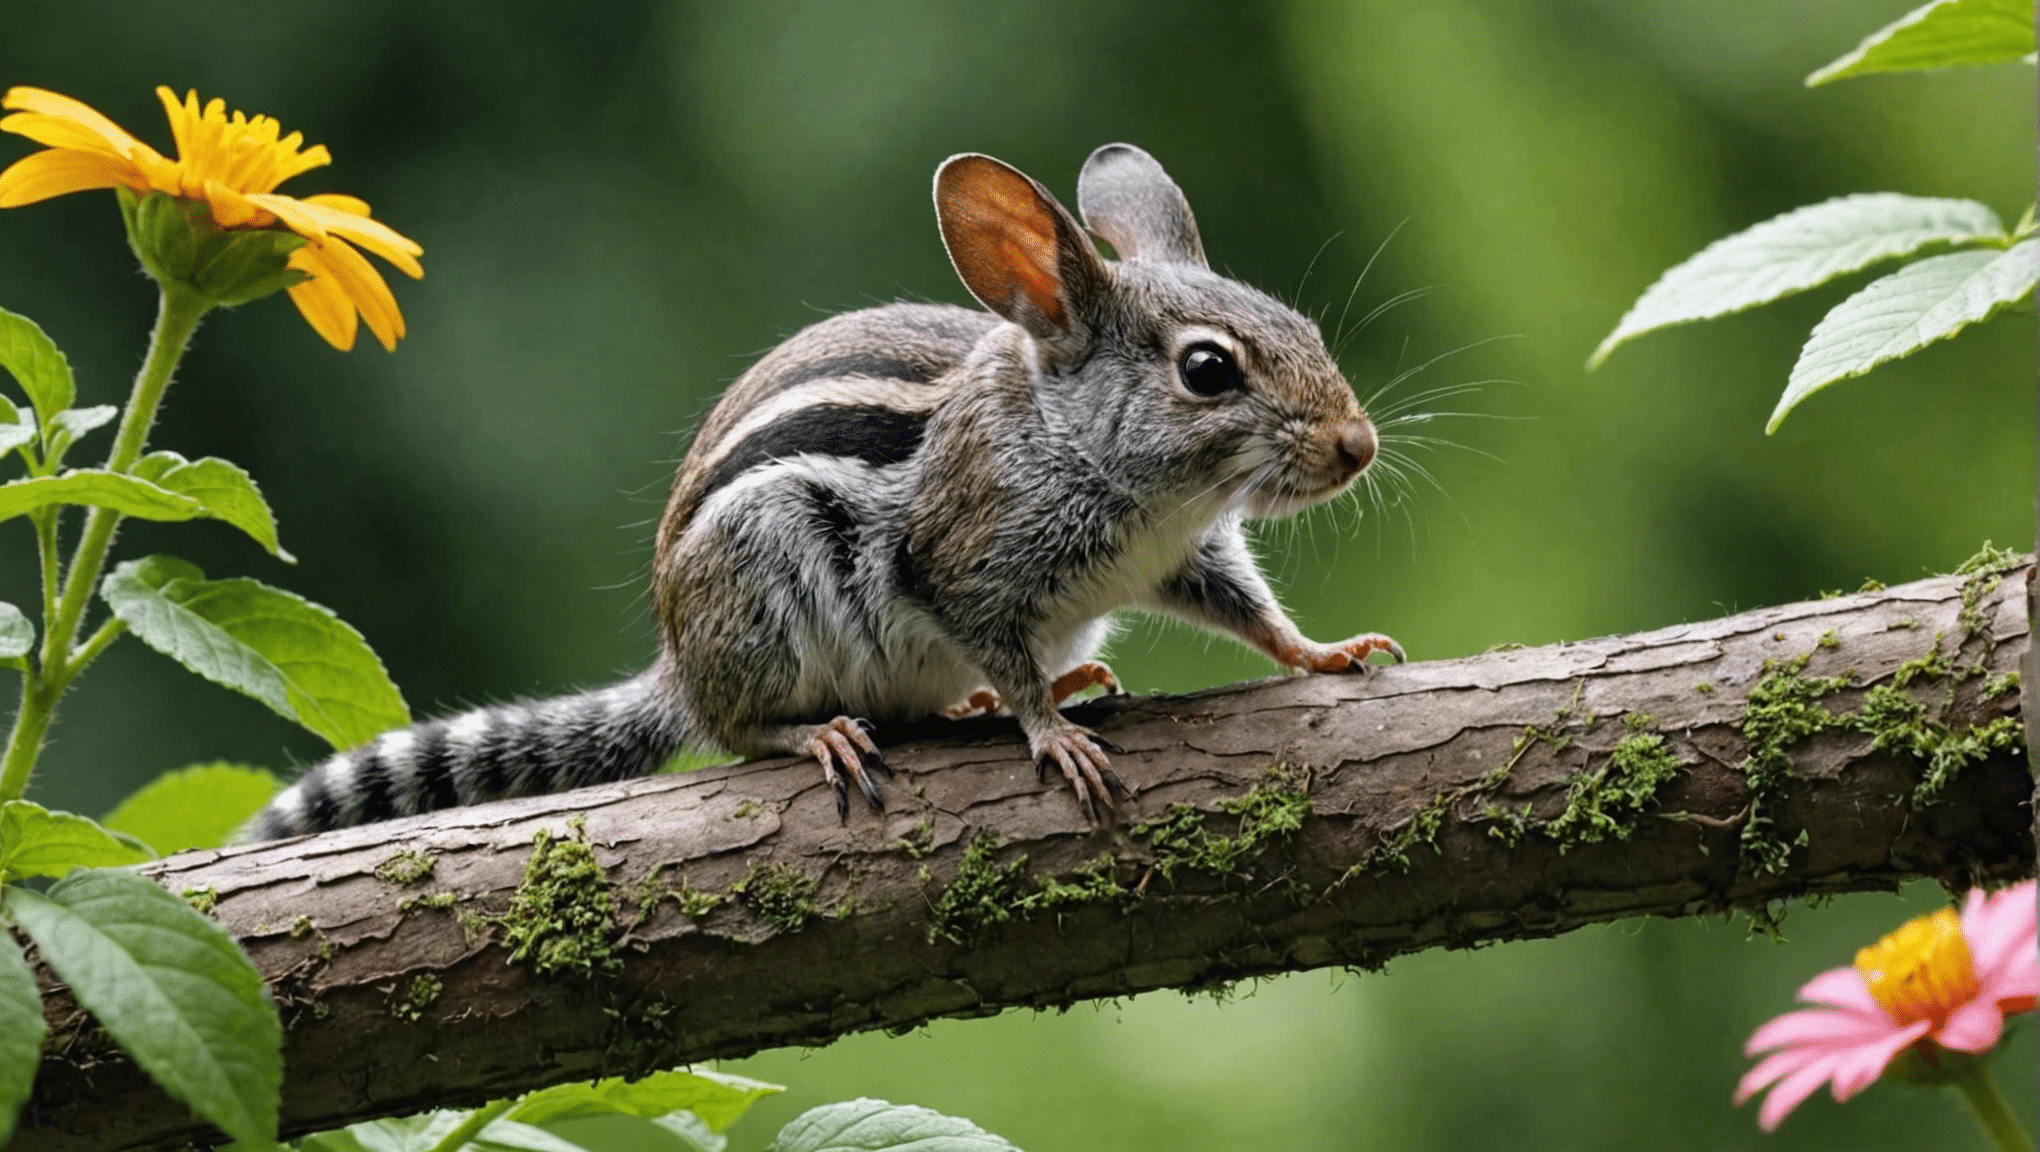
[102,554,409,750]
[0,798,151,880]
[0,468,214,523]
[130,451,294,561]
[0,602,30,667]
[100,763,281,855]
[770,1099,1023,1152]
[506,1068,784,1131]
[3,869,282,1145]
[1807,0,2036,85]
[1594,14,2036,432]
[490,822,622,979]
[0,932,43,1147]
[0,304,74,428]
[1778,240,2040,431]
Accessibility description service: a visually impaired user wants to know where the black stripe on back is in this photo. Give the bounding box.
[702,405,926,498]
[352,748,397,824]
[759,354,937,395]
[807,482,860,584]
[411,722,461,814]
[297,764,343,833]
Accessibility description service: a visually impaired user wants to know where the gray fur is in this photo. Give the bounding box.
[244,142,1393,840]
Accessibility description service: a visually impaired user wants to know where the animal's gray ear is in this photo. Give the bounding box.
[935,153,1107,340]
[1076,143,1206,268]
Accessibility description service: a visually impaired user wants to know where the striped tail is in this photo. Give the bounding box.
[243,671,685,841]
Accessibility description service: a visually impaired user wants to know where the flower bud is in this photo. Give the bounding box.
[117,188,308,307]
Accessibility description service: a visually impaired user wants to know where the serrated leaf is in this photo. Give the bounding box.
[0,601,31,663]
[0,800,153,881]
[0,305,75,424]
[3,870,281,1145]
[770,1100,1024,1152]
[0,470,205,525]
[1774,240,2040,431]
[101,763,281,855]
[132,452,294,561]
[0,937,45,1147]
[1591,194,2005,366]
[1808,0,2034,86]
[508,1068,783,1132]
[102,556,408,748]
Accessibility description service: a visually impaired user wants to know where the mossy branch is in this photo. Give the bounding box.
[15,561,2035,1152]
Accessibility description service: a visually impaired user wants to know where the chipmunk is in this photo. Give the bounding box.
[243,143,1403,840]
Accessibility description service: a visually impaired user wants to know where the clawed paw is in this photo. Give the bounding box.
[1029,725,1131,824]
[1301,632,1406,673]
[1050,660,1124,704]
[804,715,892,822]
[942,689,1003,719]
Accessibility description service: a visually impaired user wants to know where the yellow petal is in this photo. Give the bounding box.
[307,236,405,351]
[292,197,424,278]
[286,246,358,351]
[2,112,128,158]
[0,147,145,207]
[303,192,370,216]
[242,192,328,242]
[4,87,154,160]
[202,179,265,228]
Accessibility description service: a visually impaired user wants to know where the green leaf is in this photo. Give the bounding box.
[43,405,119,469]
[1591,194,2005,366]
[0,470,205,525]
[1774,239,2040,432]
[132,452,295,562]
[3,870,282,1145]
[507,1068,784,1132]
[101,556,409,749]
[770,1100,1024,1152]
[0,800,153,882]
[470,1120,595,1152]
[650,1111,726,1152]
[0,936,45,1147]
[102,763,282,855]
[193,229,312,308]
[1808,0,2035,86]
[0,600,31,665]
[0,305,75,425]
[0,396,34,460]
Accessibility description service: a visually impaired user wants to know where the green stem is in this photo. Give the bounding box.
[0,286,210,803]
[1950,1057,2029,1152]
[423,1099,515,1152]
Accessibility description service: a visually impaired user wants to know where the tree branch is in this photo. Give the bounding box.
[19,563,2036,1151]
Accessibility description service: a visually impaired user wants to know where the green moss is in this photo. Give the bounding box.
[732,862,820,933]
[489,821,622,979]
[1855,684,2023,807]
[731,800,761,820]
[373,849,437,887]
[676,882,727,919]
[1479,801,1536,847]
[391,974,442,1023]
[1540,715,1683,852]
[1694,682,1715,695]
[1816,629,1839,650]
[1031,853,1130,912]
[1858,577,1886,593]
[1130,767,1312,882]
[1955,542,2022,644]
[625,864,728,925]
[181,887,217,915]
[398,891,459,914]
[926,834,1030,945]
[1983,671,2020,699]
[1354,791,1449,874]
[289,915,313,939]
[1888,617,1918,631]
[894,817,936,860]
[1736,653,1852,876]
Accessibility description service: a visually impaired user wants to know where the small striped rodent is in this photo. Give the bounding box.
[245,144,1402,840]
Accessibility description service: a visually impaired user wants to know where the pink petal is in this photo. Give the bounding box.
[1964,882,2036,982]
[1798,966,1881,1014]
[1935,998,2006,1052]
[1746,1007,1893,1056]
[1737,1045,1826,1102]
[1757,1051,1846,1132]
[1829,1021,1929,1099]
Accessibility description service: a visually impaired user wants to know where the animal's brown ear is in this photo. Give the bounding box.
[1077,143,1206,268]
[935,153,1105,339]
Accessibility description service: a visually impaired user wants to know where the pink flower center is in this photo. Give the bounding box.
[1854,907,1980,1027]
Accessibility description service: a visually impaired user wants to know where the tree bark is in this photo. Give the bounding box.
[18,563,2036,1152]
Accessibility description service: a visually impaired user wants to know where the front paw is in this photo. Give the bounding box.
[1296,632,1407,673]
[1027,722,1129,824]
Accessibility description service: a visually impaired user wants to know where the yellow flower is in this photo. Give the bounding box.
[0,86,422,352]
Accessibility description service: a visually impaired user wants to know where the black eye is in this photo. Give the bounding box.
[1179,344,1243,397]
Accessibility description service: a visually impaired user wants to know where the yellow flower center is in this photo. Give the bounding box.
[1854,907,1980,1027]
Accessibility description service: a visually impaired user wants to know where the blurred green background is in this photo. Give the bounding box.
[1,1,2033,1148]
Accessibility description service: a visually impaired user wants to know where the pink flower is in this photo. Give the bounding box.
[1735,880,2037,1131]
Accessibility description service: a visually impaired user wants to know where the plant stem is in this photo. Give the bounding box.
[1950,1057,2029,1152]
[0,286,210,803]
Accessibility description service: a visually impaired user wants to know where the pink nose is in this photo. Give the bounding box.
[1335,419,1377,476]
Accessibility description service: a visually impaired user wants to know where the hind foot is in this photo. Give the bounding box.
[793,716,892,821]
[945,660,1126,719]
[1029,721,1130,824]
